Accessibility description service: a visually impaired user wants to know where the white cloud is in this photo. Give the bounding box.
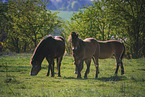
[51,0,62,2]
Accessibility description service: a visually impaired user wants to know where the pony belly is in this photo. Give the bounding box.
[99,53,113,59]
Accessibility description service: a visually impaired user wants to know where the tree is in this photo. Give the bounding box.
[63,0,117,40]
[106,0,145,58]
[63,0,145,58]
[6,0,62,52]
[63,0,118,54]
[0,2,8,53]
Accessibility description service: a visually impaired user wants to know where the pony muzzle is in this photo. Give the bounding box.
[74,71,78,74]
[30,72,37,76]
[72,47,77,52]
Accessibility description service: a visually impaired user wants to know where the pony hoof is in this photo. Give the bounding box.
[46,74,49,76]
[94,76,98,79]
[58,75,61,77]
[51,75,54,77]
[77,76,82,79]
[84,76,87,79]
[121,72,124,75]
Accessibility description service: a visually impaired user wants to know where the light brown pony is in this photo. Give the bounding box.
[69,31,100,78]
[30,35,65,77]
[69,31,125,79]
[98,40,125,75]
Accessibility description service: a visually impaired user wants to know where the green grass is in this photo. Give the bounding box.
[0,53,145,97]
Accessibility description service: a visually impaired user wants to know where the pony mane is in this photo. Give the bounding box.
[31,35,53,61]
[78,38,83,42]
[55,36,65,42]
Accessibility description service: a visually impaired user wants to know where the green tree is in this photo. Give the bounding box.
[0,2,9,53]
[63,0,117,54]
[64,0,118,41]
[106,0,145,58]
[6,0,62,52]
[63,0,145,58]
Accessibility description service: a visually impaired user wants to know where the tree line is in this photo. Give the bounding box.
[63,0,145,58]
[0,0,145,58]
[0,0,62,53]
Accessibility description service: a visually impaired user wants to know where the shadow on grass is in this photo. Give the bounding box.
[138,69,145,71]
[62,75,127,81]
[62,76,89,80]
[98,75,127,81]
[63,76,77,79]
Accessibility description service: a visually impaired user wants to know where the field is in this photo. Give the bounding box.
[52,11,77,21]
[57,11,76,21]
[0,53,145,97]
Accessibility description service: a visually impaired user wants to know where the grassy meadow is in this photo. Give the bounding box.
[52,11,77,21]
[57,11,76,21]
[0,53,145,97]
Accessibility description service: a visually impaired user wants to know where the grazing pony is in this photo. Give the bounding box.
[69,32,100,78]
[69,31,125,79]
[30,35,65,77]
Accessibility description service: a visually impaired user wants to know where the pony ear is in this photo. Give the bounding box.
[68,35,72,42]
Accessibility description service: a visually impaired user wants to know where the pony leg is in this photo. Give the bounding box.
[57,57,62,77]
[93,57,99,78]
[121,61,124,75]
[77,60,83,79]
[115,61,119,75]
[51,60,55,77]
[80,60,84,72]
[74,61,78,74]
[46,58,51,76]
[84,59,91,79]
[115,58,124,75]
[46,57,55,77]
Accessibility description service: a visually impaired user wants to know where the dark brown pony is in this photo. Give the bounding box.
[69,32,100,78]
[69,31,125,79]
[30,35,65,77]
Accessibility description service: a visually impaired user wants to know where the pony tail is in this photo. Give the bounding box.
[121,43,125,59]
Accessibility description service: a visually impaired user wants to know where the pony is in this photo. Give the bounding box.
[69,31,125,79]
[98,40,125,75]
[69,32,100,78]
[30,35,65,77]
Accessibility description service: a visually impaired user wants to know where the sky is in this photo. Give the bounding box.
[0,0,8,3]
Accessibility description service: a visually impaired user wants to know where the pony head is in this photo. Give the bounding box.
[70,31,79,52]
[30,59,41,76]
[73,60,83,74]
